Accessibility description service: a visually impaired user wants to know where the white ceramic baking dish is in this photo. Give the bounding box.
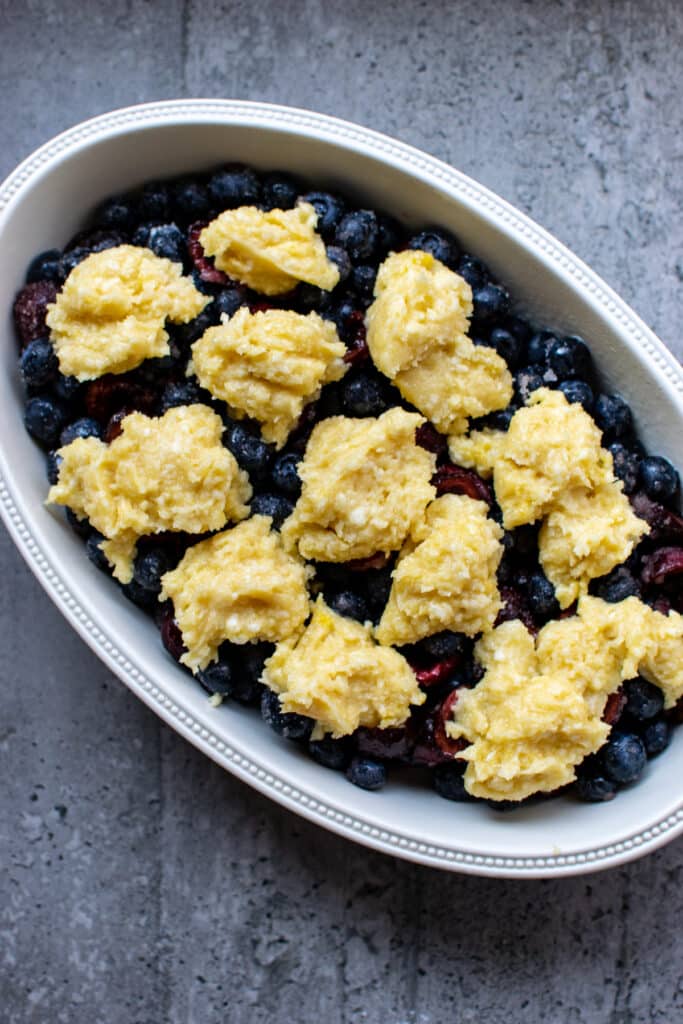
[1,100,682,877]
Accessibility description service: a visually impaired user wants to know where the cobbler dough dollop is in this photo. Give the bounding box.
[46,245,208,380]
[281,408,436,562]
[447,596,683,801]
[376,494,503,646]
[190,308,347,448]
[48,405,251,582]
[365,250,512,434]
[262,597,425,738]
[160,516,312,672]
[199,202,339,295]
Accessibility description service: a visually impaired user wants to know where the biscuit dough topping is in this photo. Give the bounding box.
[160,516,312,672]
[281,408,436,562]
[48,405,251,582]
[190,308,347,448]
[262,597,425,738]
[376,494,503,646]
[199,202,340,295]
[46,245,208,380]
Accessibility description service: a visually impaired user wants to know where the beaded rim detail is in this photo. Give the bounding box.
[1,100,682,878]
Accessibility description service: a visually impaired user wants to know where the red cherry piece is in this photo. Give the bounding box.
[415,422,448,458]
[13,281,59,347]
[346,552,390,572]
[434,690,466,757]
[412,656,461,688]
[641,546,683,587]
[602,688,627,726]
[629,492,683,542]
[495,586,538,635]
[187,221,230,284]
[159,606,186,662]
[432,463,493,504]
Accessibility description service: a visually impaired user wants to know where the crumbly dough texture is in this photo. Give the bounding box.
[449,390,649,606]
[281,408,436,562]
[448,596,683,801]
[376,494,503,646]
[365,250,512,434]
[46,245,208,380]
[262,597,425,739]
[190,308,347,448]
[160,516,312,672]
[48,405,251,582]
[199,202,339,295]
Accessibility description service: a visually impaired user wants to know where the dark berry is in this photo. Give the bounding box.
[208,165,261,208]
[594,393,632,440]
[377,213,402,254]
[261,172,300,210]
[334,210,379,262]
[603,732,647,784]
[356,725,414,761]
[341,373,387,417]
[326,245,352,285]
[548,335,591,381]
[418,631,468,662]
[456,254,489,290]
[138,181,171,222]
[505,316,534,346]
[223,421,272,482]
[327,590,370,622]
[271,452,301,497]
[121,579,158,610]
[514,366,545,404]
[489,326,524,369]
[13,281,59,347]
[46,450,62,485]
[623,677,664,722]
[260,688,313,741]
[641,546,683,588]
[346,756,386,791]
[408,228,460,268]
[575,773,618,802]
[300,191,345,241]
[197,660,234,697]
[639,456,679,504]
[20,338,58,391]
[609,443,640,495]
[65,507,92,540]
[52,374,82,405]
[171,179,211,222]
[479,406,516,431]
[592,566,641,603]
[351,264,376,298]
[59,247,92,278]
[250,493,294,530]
[86,532,111,573]
[24,396,67,447]
[26,248,63,285]
[93,194,136,231]
[527,571,560,619]
[133,547,171,595]
[472,282,510,324]
[642,718,671,757]
[365,568,393,618]
[160,380,202,412]
[308,736,351,771]
[433,761,471,802]
[559,379,594,411]
[159,607,185,662]
[145,223,186,265]
[212,286,247,319]
[59,417,103,446]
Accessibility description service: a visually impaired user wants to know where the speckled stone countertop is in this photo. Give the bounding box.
[2,2,683,1021]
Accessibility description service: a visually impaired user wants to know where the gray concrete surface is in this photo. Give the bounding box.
[2,2,683,1021]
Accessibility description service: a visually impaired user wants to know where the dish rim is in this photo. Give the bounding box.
[1,98,682,878]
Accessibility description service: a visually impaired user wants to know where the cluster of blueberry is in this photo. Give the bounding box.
[13,163,683,805]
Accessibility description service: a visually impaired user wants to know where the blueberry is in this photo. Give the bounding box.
[623,677,664,722]
[608,443,640,494]
[472,283,510,324]
[52,374,82,405]
[160,380,202,412]
[365,568,393,617]
[197,660,234,697]
[346,756,386,791]
[191,269,219,296]
[261,688,313,741]
[594,393,632,440]
[559,379,594,411]
[271,451,301,497]
[146,223,186,265]
[514,366,545,404]
[489,326,524,369]
[300,191,345,241]
[377,213,402,254]
[223,641,271,704]
[433,762,471,802]
[46,450,62,485]
[59,417,103,446]
[323,297,360,343]
[642,718,671,757]
[326,245,352,286]
[334,210,379,262]
[505,316,534,346]
[308,736,352,771]
[419,631,468,661]
[548,335,591,381]
[456,254,489,290]
[223,421,272,482]
[171,179,211,221]
[59,247,92,278]
[639,456,679,503]
[133,547,171,595]
[26,249,63,285]
[208,165,261,208]
[138,181,171,222]
[592,566,641,603]
[527,330,558,366]
[341,373,387,417]
[327,590,370,622]
[575,773,618,802]
[121,578,158,610]
[527,571,560,619]
[65,507,92,540]
[93,193,136,231]
[20,338,58,391]
[86,531,111,573]
[24,396,67,447]
[408,228,460,268]
[480,405,516,431]
[261,172,300,210]
[250,493,294,529]
[351,264,376,298]
[603,732,647,784]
